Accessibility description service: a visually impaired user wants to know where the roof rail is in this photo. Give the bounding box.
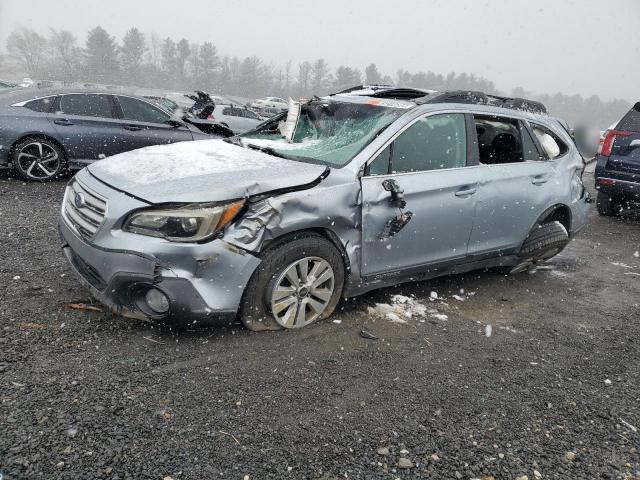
[333,84,394,95]
[416,90,547,114]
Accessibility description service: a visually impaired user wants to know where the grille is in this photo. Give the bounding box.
[63,180,107,238]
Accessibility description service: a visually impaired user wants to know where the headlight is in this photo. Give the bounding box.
[123,200,245,242]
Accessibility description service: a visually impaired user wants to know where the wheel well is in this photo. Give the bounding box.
[539,204,572,232]
[260,228,352,277]
[8,134,67,164]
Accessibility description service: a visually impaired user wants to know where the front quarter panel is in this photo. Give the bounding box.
[223,173,363,286]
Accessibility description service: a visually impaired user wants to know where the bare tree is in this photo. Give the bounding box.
[46,29,81,81]
[6,27,47,76]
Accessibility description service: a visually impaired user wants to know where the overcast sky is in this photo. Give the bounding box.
[0,0,638,101]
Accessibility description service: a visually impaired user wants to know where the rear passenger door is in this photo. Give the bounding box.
[467,114,557,257]
[361,113,479,277]
[114,95,194,150]
[48,93,124,165]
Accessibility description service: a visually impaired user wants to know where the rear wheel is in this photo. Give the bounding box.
[596,191,619,216]
[509,221,569,274]
[11,137,66,182]
[239,233,345,331]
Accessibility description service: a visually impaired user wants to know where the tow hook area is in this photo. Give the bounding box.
[380,179,413,240]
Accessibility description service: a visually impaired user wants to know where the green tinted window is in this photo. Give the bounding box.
[392,114,467,173]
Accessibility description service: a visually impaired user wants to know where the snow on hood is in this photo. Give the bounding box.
[87,139,327,204]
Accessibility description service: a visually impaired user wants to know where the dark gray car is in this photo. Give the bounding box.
[59,86,591,331]
[0,87,211,181]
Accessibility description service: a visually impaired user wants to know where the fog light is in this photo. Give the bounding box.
[145,288,170,314]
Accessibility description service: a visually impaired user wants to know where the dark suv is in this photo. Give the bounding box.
[594,102,640,215]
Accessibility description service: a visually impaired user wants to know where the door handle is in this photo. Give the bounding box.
[124,124,142,131]
[531,174,549,185]
[53,118,73,126]
[454,187,477,197]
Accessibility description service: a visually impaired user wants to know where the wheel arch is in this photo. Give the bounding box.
[259,227,352,284]
[537,203,572,232]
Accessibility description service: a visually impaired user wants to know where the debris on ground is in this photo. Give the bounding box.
[66,303,102,312]
[367,294,449,324]
[360,328,378,340]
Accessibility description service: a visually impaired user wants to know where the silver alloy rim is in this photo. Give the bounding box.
[17,142,60,180]
[270,256,335,328]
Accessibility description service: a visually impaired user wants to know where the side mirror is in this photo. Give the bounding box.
[382,179,406,208]
[167,119,185,128]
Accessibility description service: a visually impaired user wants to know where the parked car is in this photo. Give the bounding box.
[0,79,17,90]
[0,87,228,181]
[251,96,288,110]
[144,95,181,114]
[59,86,590,331]
[205,104,263,134]
[594,103,640,215]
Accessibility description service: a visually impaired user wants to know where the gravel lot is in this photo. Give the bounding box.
[0,169,639,480]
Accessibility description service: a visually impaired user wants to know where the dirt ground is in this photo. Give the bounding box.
[0,169,639,479]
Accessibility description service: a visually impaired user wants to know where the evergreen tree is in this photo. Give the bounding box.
[175,38,190,82]
[333,66,362,91]
[121,28,147,82]
[160,37,177,84]
[310,58,329,95]
[85,26,120,83]
[364,63,383,85]
[199,42,220,91]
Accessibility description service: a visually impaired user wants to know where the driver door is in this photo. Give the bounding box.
[361,113,479,277]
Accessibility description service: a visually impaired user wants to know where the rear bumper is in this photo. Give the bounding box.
[595,176,640,199]
[59,215,261,326]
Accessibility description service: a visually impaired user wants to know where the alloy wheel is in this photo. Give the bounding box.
[269,256,335,328]
[16,142,60,180]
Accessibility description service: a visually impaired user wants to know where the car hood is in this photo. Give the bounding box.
[87,139,328,204]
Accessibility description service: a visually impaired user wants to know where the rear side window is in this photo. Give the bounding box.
[616,103,640,132]
[391,113,467,173]
[474,116,524,164]
[117,96,170,124]
[24,97,54,112]
[222,107,238,116]
[59,94,114,118]
[532,125,567,159]
[240,109,259,119]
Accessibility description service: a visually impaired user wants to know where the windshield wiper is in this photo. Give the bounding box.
[245,143,290,159]
[222,136,243,146]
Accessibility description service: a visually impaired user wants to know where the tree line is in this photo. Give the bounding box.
[0,26,630,127]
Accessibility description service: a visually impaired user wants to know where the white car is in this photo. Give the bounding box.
[251,96,288,110]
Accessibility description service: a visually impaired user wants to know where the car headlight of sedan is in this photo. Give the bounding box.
[123,200,245,242]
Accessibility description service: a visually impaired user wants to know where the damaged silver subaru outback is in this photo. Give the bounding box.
[59,86,591,331]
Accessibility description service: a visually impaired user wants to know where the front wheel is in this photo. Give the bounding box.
[239,233,345,331]
[11,137,67,182]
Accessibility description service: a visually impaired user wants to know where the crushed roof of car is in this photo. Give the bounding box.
[329,84,547,115]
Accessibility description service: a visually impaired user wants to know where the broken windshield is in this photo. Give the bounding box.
[239,100,405,167]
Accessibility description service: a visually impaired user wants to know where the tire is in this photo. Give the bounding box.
[11,137,67,182]
[509,221,569,274]
[596,191,619,216]
[239,233,345,332]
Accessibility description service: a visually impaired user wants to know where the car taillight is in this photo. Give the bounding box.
[207,114,215,120]
[600,130,631,157]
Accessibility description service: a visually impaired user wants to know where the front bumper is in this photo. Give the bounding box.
[59,214,261,326]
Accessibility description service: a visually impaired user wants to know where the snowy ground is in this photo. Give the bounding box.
[0,171,638,479]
